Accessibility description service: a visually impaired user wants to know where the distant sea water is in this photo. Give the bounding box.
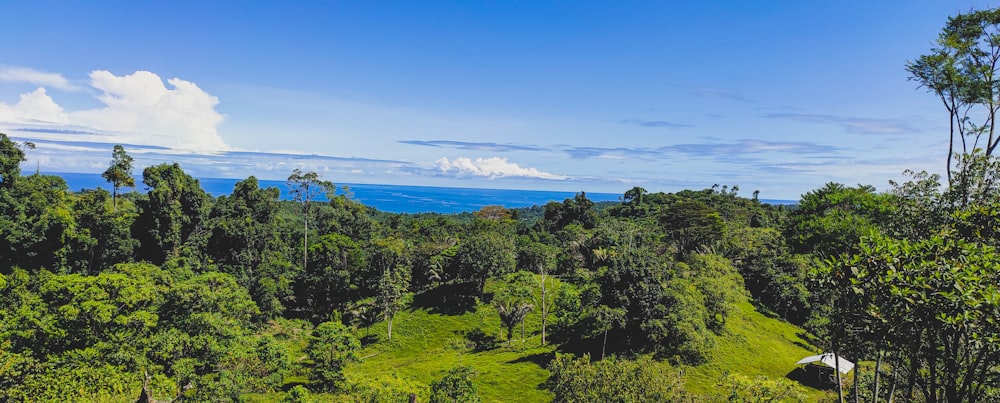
[52,172,626,214]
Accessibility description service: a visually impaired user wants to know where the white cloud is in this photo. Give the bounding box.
[0,69,229,152]
[435,157,569,180]
[0,88,68,124]
[72,70,228,151]
[0,66,79,91]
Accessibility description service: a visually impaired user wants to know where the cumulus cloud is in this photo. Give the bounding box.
[0,69,228,152]
[72,70,227,151]
[435,157,569,180]
[0,88,68,124]
[0,66,79,91]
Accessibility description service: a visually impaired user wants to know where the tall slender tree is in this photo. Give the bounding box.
[101,144,135,210]
[908,8,1000,181]
[370,236,410,341]
[286,169,333,271]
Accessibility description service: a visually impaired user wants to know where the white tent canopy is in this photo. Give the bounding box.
[796,353,854,374]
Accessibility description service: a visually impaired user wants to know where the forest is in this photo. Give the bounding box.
[3,9,1000,403]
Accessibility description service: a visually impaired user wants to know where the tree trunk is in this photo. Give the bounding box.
[387,313,393,341]
[303,210,309,270]
[872,350,883,403]
[602,328,608,360]
[521,319,525,342]
[539,272,548,345]
[853,359,860,403]
[836,351,844,403]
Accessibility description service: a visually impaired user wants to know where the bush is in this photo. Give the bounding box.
[429,366,481,403]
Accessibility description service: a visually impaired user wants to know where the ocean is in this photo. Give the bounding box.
[51,172,625,214]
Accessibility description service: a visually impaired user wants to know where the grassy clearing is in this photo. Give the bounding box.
[681,300,834,400]
[347,300,556,402]
[253,276,836,402]
[346,295,835,402]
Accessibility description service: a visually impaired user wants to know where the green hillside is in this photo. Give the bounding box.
[343,295,832,402]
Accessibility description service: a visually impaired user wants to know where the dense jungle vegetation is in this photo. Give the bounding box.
[5,8,1000,402]
[2,130,998,401]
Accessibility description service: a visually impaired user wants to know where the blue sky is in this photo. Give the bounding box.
[0,1,993,200]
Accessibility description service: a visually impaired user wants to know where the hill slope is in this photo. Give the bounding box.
[346,295,832,401]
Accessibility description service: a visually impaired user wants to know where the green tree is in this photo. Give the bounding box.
[306,320,360,392]
[0,133,33,190]
[207,176,291,317]
[642,278,716,364]
[907,8,1000,180]
[590,305,625,360]
[101,144,135,210]
[660,200,724,256]
[519,241,558,344]
[623,186,648,206]
[287,169,334,272]
[545,354,687,402]
[785,182,891,259]
[133,163,209,264]
[297,233,366,322]
[824,229,1000,402]
[70,189,137,274]
[492,271,535,344]
[0,173,77,272]
[370,236,410,341]
[453,231,516,298]
[711,373,808,402]
[429,366,481,403]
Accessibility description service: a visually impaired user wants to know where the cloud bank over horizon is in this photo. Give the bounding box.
[434,157,570,180]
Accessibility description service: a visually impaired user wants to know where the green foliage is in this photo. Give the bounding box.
[492,271,535,343]
[429,365,481,403]
[1,174,76,272]
[345,373,429,403]
[545,354,688,402]
[824,232,1000,401]
[686,254,745,333]
[133,163,209,264]
[722,227,810,323]
[908,8,1000,178]
[207,176,292,317]
[371,236,412,341]
[0,132,32,189]
[710,372,808,402]
[541,192,597,231]
[282,385,316,403]
[286,168,334,271]
[101,144,135,209]
[306,320,360,392]
[661,199,725,256]
[69,189,137,274]
[6,362,140,402]
[453,231,516,297]
[297,233,366,323]
[644,278,716,364]
[785,182,892,258]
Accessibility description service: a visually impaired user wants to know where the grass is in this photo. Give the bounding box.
[347,299,556,402]
[681,300,835,400]
[254,278,837,401]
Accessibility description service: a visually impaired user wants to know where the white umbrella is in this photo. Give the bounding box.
[796,353,854,374]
